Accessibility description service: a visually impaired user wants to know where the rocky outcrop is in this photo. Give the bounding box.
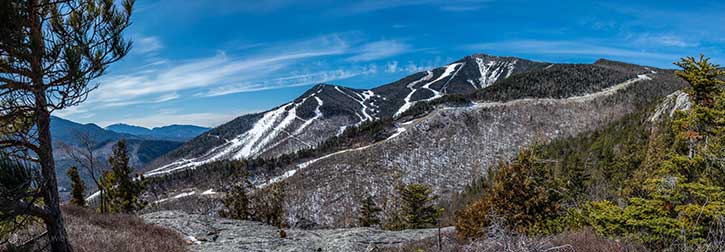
[142,211,452,252]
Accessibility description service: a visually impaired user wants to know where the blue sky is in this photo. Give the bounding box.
[57,0,725,128]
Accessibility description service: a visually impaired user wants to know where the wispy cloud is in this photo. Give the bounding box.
[440,4,485,12]
[59,33,413,119]
[465,39,681,62]
[347,40,411,62]
[339,0,491,14]
[630,34,697,48]
[134,36,164,54]
[202,67,376,97]
[87,34,351,104]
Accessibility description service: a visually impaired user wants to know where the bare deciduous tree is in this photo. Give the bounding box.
[60,130,107,212]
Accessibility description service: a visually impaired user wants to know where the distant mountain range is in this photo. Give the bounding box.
[49,116,207,198]
[106,123,209,142]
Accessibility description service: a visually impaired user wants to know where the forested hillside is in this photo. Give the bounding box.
[452,55,725,251]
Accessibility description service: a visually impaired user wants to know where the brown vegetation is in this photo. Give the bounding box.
[2,205,189,252]
[61,205,189,252]
[379,227,645,252]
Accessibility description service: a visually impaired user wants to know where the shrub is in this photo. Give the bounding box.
[62,205,188,252]
[456,148,564,238]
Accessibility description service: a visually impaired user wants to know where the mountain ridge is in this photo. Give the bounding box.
[145,54,551,175]
[139,53,687,228]
[106,123,210,141]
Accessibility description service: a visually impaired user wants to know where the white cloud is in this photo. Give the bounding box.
[82,34,352,109]
[466,39,681,61]
[440,4,485,12]
[340,0,490,14]
[385,61,399,73]
[404,62,433,73]
[134,36,164,54]
[203,69,365,97]
[347,40,410,62]
[632,34,696,48]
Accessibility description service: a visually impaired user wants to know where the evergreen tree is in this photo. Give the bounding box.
[249,181,286,226]
[0,154,37,243]
[587,55,725,249]
[102,140,147,213]
[456,148,564,237]
[401,183,442,229]
[220,170,251,220]
[66,166,85,207]
[358,195,382,227]
[0,1,134,249]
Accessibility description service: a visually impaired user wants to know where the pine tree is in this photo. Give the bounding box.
[102,140,147,213]
[66,166,85,207]
[587,55,725,249]
[456,148,564,237]
[220,170,251,220]
[249,181,286,226]
[0,1,134,249]
[358,195,382,227]
[401,183,442,229]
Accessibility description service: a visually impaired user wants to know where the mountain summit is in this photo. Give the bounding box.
[146,54,548,175]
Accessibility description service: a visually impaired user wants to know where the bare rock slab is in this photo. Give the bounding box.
[143,211,451,252]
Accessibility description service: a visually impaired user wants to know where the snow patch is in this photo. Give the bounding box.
[147,90,327,176]
[475,58,516,88]
[394,71,434,117]
[333,86,378,123]
[386,127,407,140]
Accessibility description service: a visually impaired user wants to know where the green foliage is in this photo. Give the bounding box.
[583,55,725,249]
[674,54,725,108]
[400,183,443,229]
[101,140,147,213]
[248,182,286,227]
[358,195,382,227]
[0,154,38,243]
[220,170,251,220]
[66,166,86,207]
[455,148,564,237]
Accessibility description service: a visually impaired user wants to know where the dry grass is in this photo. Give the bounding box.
[549,228,647,252]
[61,205,190,252]
[0,206,189,252]
[3,206,189,252]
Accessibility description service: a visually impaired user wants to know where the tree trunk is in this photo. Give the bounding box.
[37,110,73,252]
[28,0,73,251]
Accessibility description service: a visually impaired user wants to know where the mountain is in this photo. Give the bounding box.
[141,54,686,228]
[106,123,210,141]
[105,123,151,136]
[49,116,182,198]
[146,54,549,175]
